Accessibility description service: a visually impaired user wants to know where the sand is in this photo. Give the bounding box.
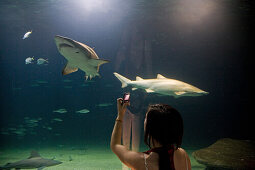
[0,146,205,170]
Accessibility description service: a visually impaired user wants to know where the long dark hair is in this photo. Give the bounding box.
[144,104,183,170]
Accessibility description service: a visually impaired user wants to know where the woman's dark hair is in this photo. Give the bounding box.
[144,104,183,170]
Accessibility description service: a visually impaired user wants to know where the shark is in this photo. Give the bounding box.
[54,35,109,80]
[113,72,208,98]
[0,151,62,170]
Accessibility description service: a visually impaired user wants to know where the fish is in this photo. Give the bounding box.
[22,30,32,39]
[95,103,113,107]
[0,131,9,135]
[47,127,52,130]
[53,109,67,114]
[0,151,62,170]
[64,86,72,89]
[37,58,48,65]
[52,118,63,122]
[30,84,40,87]
[76,109,90,114]
[62,79,72,82]
[113,72,209,98]
[25,57,34,64]
[54,35,110,80]
[36,80,48,84]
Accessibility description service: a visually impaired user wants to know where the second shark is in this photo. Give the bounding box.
[114,72,208,98]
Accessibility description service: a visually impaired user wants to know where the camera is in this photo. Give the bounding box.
[122,92,130,104]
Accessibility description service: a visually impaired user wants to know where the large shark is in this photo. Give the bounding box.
[113,72,208,98]
[0,151,62,170]
[55,35,109,79]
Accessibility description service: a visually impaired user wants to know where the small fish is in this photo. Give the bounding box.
[64,86,72,89]
[81,84,89,87]
[53,109,67,114]
[76,109,90,114]
[63,79,72,83]
[37,58,48,65]
[23,30,32,39]
[36,80,48,84]
[25,57,34,64]
[52,118,63,122]
[96,103,113,107]
[30,84,39,87]
[0,131,9,135]
[47,127,52,130]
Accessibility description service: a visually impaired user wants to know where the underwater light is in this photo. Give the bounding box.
[73,0,112,13]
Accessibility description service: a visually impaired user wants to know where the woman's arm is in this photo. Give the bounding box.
[110,98,126,150]
[110,98,143,169]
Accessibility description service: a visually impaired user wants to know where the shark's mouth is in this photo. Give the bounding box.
[58,43,74,51]
[55,35,75,50]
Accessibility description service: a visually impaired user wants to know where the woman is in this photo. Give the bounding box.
[111,98,191,170]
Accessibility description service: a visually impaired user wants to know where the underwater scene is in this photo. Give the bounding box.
[0,0,253,169]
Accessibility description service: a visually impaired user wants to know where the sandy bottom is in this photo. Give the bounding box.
[0,146,206,170]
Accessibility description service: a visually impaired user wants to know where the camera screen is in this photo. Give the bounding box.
[124,94,130,101]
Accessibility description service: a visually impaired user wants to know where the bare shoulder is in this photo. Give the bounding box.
[174,147,187,157]
[130,152,147,170]
[174,148,191,170]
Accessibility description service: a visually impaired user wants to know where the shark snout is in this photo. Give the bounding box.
[53,160,62,165]
[55,35,75,49]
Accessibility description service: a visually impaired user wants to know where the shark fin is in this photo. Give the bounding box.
[175,92,186,95]
[62,62,78,75]
[157,74,167,79]
[132,88,138,91]
[145,89,154,93]
[136,76,143,81]
[113,72,131,88]
[89,58,110,72]
[38,166,46,170]
[28,151,41,159]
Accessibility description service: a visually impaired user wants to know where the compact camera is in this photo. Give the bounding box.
[122,92,130,104]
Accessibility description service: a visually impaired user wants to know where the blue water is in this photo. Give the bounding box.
[0,0,253,161]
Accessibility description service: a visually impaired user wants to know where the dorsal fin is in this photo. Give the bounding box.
[157,74,166,79]
[136,76,143,81]
[28,151,41,158]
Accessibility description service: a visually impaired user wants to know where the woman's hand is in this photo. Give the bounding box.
[117,98,129,119]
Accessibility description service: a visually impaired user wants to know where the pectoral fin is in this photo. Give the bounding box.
[62,62,78,75]
[145,89,154,93]
[90,59,110,72]
[174,92,186,95]
[38,166,45,170]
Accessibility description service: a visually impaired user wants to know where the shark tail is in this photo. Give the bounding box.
[113,72,131,88]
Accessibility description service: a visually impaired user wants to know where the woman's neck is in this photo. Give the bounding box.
[151,140,163,148]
